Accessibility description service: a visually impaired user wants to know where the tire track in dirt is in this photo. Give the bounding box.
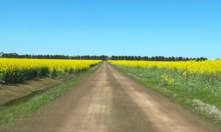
[106,66,157,132]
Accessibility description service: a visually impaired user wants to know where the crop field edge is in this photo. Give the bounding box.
[0,63,101,127]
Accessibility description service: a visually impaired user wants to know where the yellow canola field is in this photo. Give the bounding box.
[108,60,221,75]
[0,58,101,84]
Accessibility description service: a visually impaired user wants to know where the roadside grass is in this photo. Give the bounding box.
[112,65,221,128]
[0,63,100,127]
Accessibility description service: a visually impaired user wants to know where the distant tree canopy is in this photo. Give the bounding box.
[0,53,108,61]
[0,53,207,61]
[110,56,207,61]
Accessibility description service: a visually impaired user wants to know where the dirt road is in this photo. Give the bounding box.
[1,62,218,132]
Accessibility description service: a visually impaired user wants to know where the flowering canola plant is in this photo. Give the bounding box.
[0,58,101,84]
[108,60,221,76]
[109,60,221,88]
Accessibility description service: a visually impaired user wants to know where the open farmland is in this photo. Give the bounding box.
[0,62,220,132]
[1,0,221,131]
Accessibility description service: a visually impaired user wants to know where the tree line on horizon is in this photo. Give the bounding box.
[0,52,208,61]
[0,52,107,60]
[111,56,207,61]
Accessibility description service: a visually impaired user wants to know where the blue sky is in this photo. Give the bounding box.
[0,0,220,59]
